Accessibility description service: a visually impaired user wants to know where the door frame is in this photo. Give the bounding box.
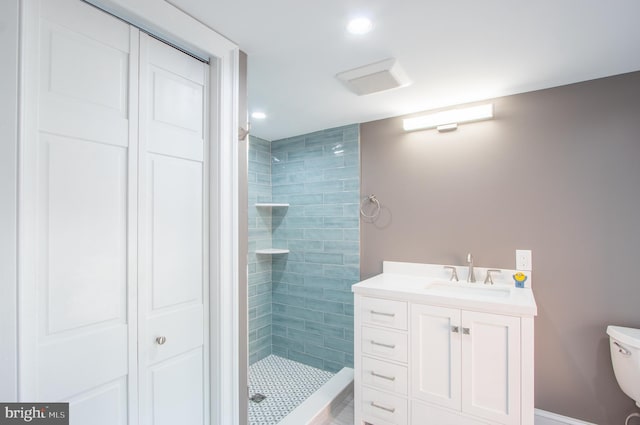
[12,1,241,424]
[0,0,20,404]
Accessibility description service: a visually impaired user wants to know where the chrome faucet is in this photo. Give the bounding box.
[466,253,476,283]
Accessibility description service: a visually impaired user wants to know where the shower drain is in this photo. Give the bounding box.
[249,393,267,403]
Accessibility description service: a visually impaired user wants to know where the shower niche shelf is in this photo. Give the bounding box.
[255,203,289,207]
[254,203,290,255]
[255,248,290,255]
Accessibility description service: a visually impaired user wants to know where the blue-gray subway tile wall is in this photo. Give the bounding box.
[248,136,273,364]
[247,124,360,372]
[271,124,359,372]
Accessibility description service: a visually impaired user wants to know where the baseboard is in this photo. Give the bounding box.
[535,409,597,425]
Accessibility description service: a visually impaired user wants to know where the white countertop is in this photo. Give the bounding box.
[352,261,538,317]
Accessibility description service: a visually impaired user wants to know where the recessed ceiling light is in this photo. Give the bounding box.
[347,17,373,35]
[251,111,267,120]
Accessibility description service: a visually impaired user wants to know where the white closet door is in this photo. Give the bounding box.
[20,0,138,424]
[137,33,210,425]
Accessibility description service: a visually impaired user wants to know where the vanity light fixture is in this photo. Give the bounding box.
[402,103,494,132]
[251,111,267,120]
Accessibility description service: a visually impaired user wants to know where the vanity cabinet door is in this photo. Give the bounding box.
[461,311,521,425]
[411,306,522,425]
[411,304,461,410]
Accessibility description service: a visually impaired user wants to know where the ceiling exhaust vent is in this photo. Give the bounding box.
[336,58,411,96]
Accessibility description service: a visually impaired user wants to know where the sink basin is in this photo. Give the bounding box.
[426,282,512,299]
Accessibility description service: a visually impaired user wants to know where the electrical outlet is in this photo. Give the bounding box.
[516,249,532,271]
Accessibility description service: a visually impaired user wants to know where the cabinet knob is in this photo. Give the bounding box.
[451,326,459,333]
[156,336,167,345]
[462,327,470,335]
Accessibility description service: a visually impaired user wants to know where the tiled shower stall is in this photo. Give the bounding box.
[247,124,360,372]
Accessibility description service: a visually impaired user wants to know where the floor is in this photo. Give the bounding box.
[248,355,334,425]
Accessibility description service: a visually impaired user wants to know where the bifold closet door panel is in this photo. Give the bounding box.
[137,33,209,425]
[20,0,138,423]
[37,0,132,147]
[144,35,206,162]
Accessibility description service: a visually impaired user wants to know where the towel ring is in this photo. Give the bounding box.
[360,194,381,219]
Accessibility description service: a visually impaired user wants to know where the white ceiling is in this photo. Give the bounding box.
[170,0,640,141]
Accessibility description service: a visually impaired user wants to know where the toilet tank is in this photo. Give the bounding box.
[607,325,640,408]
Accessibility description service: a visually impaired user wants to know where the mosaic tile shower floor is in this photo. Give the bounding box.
[248,354,335,425]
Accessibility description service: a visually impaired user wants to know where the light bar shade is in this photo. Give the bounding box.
[403,104,494,132]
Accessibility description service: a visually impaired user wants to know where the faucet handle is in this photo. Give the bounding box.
[484,269,501,285]
[444,266,459,282]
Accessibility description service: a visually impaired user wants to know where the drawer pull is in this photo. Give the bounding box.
[370,310,395,317]
[371,371,396,381]
[370,340,396,349]
[371,401,396,413]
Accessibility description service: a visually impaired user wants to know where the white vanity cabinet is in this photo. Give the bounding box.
[353,262,537,425]
[411,305,522,425]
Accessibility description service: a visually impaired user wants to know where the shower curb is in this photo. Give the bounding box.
[278,367,354,425]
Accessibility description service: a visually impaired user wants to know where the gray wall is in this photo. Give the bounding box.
[0,0,19,402]
[360,71,640,424]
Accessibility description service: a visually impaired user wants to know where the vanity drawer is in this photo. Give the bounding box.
[362,326,408,363]
[361,386,408,425]
[362,355,408,395]
[360,296,407,330]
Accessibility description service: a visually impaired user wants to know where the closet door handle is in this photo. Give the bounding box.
[156,336,167,345]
